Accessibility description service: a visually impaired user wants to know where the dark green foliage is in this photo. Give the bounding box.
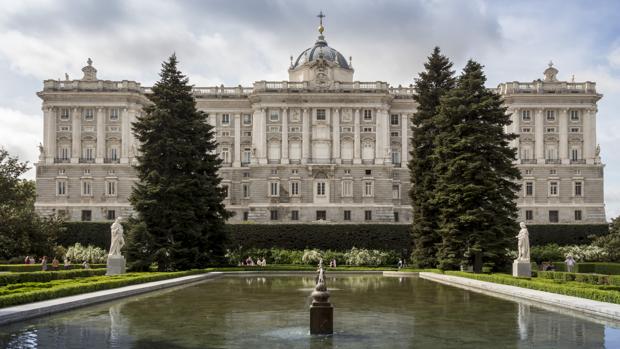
[0,264,105,272]
[129,54,231,271]
[432,60,521,271]
[0,148,64,260]
[57,222,111,249]
[529,224,608,246]
[409,47,456,268]
[593,216,620,260]
[0,269,106,286]
[530,244,564,264]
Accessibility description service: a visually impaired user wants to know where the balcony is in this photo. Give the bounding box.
[545,159,561,164]
[79,158,95,164]
[104,158,120,164]
[241,161,251,167]
[570,159,586,164]
[54,158,70,164]
[520,159,537,164]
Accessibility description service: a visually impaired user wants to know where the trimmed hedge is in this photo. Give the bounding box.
[58,222,111,249]
[443,271,620,304]
[0,264,106,272]
[527,224,609,246]
[0,270,206,308]
[0,269,106,286]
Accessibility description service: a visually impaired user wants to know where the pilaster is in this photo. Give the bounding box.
[258,108,268,164]
[353,108,361,164]
[375,108,384,164]
[559,109,568,164]
[281,108,289,164]
[71,107,80,163]
[332,108,340,163]
[251,109,261,164]
[44,107,56,164]
[535,109,544,162]
[96,108,105,164]
[302,108,310,164]
[233,113,241,167]
[120,108,129,164]
[512,108,520,160]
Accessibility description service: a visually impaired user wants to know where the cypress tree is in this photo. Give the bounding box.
[129,54,231,271]
[432,60,521,271]
[409,47,455,268]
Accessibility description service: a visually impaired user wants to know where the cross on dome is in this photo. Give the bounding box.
[317,10,325,35]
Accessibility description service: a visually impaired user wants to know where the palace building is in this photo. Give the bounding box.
[34,17,605,224]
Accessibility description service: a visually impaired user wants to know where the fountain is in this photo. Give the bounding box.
[310,259,333,335]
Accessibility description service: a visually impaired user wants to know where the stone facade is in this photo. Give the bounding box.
[34,28,605,224]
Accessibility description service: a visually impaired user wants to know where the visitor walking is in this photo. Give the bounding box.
[398,259,403,270]
[51,257,59,271]
[565,255,576,272]
[29,256,35,264]
[83,261,90,269]
[24,256,30,264]
[64,259,71,270]
[330,258,337,268]
[41,256,48,271]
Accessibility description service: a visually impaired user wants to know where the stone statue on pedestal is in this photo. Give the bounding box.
[106,217,126,275]
[513,222,531,278]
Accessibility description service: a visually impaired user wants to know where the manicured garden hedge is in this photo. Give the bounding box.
[550,262,620,275]
[0,269,106,286]
[0,264,106,272]
[61,222,609,251]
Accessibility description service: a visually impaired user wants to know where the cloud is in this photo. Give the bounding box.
[0,107,41,179]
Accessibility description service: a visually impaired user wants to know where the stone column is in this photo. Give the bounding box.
[302,108,310,164]
[71,107,81,163]
[332,108,340,164]
[559,109,568,164]
[584,108,596,164]
[353,108,361,164]
[233,113,241,167]
[96,108,105,164]
[251,109,261,164]
[375,108,384,164]
[43,107,55,163]
[383,109,391,164]
[281,108,289,164]
[512,108,520,160]
[258,108,268,164]
[535,109,544,162]
[401,113,408,165]
[121,108,129,164]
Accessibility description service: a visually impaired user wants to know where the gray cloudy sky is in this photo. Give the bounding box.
[1,0,620,219]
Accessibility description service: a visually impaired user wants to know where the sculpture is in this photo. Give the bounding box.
[38,143,45,160]
[109,217,125,257]
[310,259,333,334]
[516,222,530,262]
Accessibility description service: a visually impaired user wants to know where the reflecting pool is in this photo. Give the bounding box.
[1,275,620,348]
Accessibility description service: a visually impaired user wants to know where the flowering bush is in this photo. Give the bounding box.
[559,245,608,262]
[301,249,323,265]
[344,247,391,266]
[65,243,107,264]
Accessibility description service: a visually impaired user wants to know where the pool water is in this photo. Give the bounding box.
[1,275,619,348]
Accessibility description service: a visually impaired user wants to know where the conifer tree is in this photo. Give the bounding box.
[129,54,231,271]
[409,47,455,267]
[432,60,520,271]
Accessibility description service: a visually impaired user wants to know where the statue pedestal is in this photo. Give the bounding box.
[513,260,531,278]
[106,255,126,276]
[310,303,333,335]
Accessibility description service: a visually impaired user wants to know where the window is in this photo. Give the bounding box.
[291,210,299,221]
[571,148,580,161]
[221,148,230,163]
[344,169,351,175]
[574,169,581,175]
[290,181,300,196]
[243,148,251,164]
[271,169,278,175]
[342,180,353,197]
[83,169,91,175]
[521,110,531,121]
[549,169,557,175]
[60,126,71,132]
[341,127,352,133]
[60,109,70,120]
[84,109,94,121]
[292,169,299,175]
[390,131,400,137]
[364,210,372,221]
[107,210,116,220]
[81,210,92,222]
[290,127,301,133]
[364,181,374,197]
[365,169,372,175]
[392,151,401,165]
[270,210,278,221]
[84,147,94,160]
[344,210,351,221]
[549,181,559,196]
[243,184,250,199]
[270,111,279,122]
[316,109,326,121]
[110,109,119,121]
[222,185,229,199]
[575,210,582,221]
[570,110,580,121]
[243,212,249,221]
[316,182,326,196]
[106,181,117,196]
[521,127,532,133]
[392,184,400,199]
[316,210,327,220]
[363,109,372,121]
[546,145,558,160]
[525,210,533,221]
[221,131,231,137]
[82,181,92,196]
[221,114,230,125]
[394,212,399,222]
[269,182,279,196]
[243,131,252,137]
[525,169,532,175]
[110,148,118,161]
[243,114,252,125]
[570,127,580,133]
[546,110,556,121]
[549,210,559,223]
[525,182,533,196]
[390,114,399,125]
[521,147,532,160]
[574,181,583,197]
[56,181,66,196]
[362,127,373,132]
[58,168,66,175]
[545,127,556,133]
[268,126,280,133]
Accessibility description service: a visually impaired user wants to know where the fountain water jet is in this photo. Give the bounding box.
[310,260,333,335]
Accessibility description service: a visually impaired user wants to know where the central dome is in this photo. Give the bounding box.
[292,36,350,70]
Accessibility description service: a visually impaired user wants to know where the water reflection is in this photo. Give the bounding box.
[0,276,618,348]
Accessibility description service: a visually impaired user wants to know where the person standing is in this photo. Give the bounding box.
[64,259,71,270]
[24,256,30,264]
[398,259,403,270]
[565,255,576,272]
[41,256,48,271]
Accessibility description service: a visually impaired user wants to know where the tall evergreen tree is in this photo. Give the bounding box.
[409,47,455,268]
[129,54,231,271]
[432,60,520,271]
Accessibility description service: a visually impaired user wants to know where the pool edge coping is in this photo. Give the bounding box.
[420,272,620,323]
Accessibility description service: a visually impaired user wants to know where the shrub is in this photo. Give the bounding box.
[0,264,106,272]
[344,248,395,266]
[302,249,323,265]
[60,222,111,249]
[527,224,609,246]
[559,245,608,262]
[0,269,106,286]
[530,244,563,264]
[65,243,107,264]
